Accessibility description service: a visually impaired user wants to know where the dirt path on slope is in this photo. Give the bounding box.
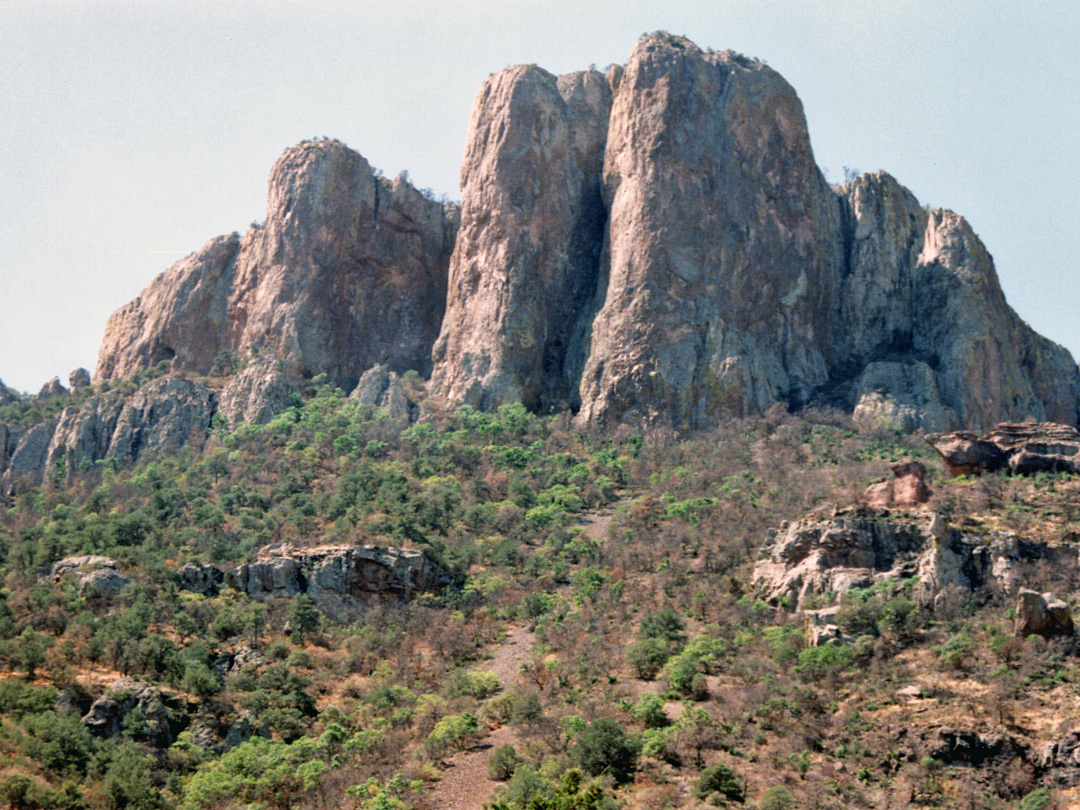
[426,504,624,810]
[426,624,534,810]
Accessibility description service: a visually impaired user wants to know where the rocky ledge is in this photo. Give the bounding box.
[926,422,1080,477]
[218,544,452,615]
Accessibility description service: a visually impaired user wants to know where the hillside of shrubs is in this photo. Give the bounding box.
[1,379,1077,810]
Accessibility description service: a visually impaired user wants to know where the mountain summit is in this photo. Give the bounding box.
[94,34,1080,431]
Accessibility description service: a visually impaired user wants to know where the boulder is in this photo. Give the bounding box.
[927,422,1080,477]
[46,555,131,603]
[217,356,299,427]
[96,139,458,392]
[865,461,932,508]
[44,393,125,483]
[37,377,68,400]
[82,678,173,746]
[1015,588,1074,639]
[68,368,91,390]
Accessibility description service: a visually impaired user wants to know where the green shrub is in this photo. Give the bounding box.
[487,743,521,781]
[572,717,640,784]
[759,785,796,809]
[693,763,743,802]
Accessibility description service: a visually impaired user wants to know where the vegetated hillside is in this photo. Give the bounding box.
[1,380,1078,810]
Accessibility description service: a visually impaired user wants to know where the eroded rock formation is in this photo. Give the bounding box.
[753,508,1079,609]
[927,422,1080,477]
[77,33,1080,435]
[96,139,458,392]
[225,543,452,614]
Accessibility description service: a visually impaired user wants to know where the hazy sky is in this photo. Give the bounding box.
[2,0,1078,394]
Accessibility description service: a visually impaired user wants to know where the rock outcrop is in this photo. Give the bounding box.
[927,422,1080,477]
[83,34,1080,433]
[1014,589,1074,639]
[753,508,1080,609]
[225,544,452,614]
[45,556,131,603]
[217,356,299,427]
[1,376,217,493]
[865,461,932,508]
[96,139,459,392]
[351,364,413,420]
[429,34,1079,430]
[82,678,174,746]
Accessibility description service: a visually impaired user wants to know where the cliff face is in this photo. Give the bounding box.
[576,36,845,428]
[430,65,612,412]
[96,140,458,391]
[91,34,1080,435]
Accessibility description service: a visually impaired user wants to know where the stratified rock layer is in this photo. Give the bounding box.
[96,140,458,391]
[927,422,1080,477]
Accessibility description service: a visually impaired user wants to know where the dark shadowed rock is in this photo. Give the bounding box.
[0,380,19,406]
[82,678,173,746]
[178,562,225,597]
[96,140,458,392]
[927,422,1080,477]
[1015,588,1074,639]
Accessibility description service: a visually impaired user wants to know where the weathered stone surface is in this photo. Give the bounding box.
[351,364,413,420]
[178,562,225,597]
[0,380,18,406]
[82,678,173,746]
[927,422,1080,477]
[754,508,1079,608]
[68,368,91,390]
[44,393,125,483]
[46,555,131,602]
[851,361,957,433]
[578,35,844,428]
[1,419,57,492]
[107,377,215,462]
[37,377,68,400]
[96,139,458,392]
[1015,588,1074,639]
[217,356,299,427]
[431,65,611,412]
[921,727,1021,767]
[226,544,452,613]
[865,461,932,508]
[224,710,270,752]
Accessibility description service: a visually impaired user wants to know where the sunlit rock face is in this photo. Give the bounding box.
[96,140,458,392]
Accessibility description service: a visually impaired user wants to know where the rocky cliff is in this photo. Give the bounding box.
[90,34,1079,433]
[96,139,458,391]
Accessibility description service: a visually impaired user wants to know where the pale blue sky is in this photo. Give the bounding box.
[1,0,1077,393]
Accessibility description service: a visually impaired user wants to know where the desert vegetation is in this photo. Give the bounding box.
[0,383,1077,809]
